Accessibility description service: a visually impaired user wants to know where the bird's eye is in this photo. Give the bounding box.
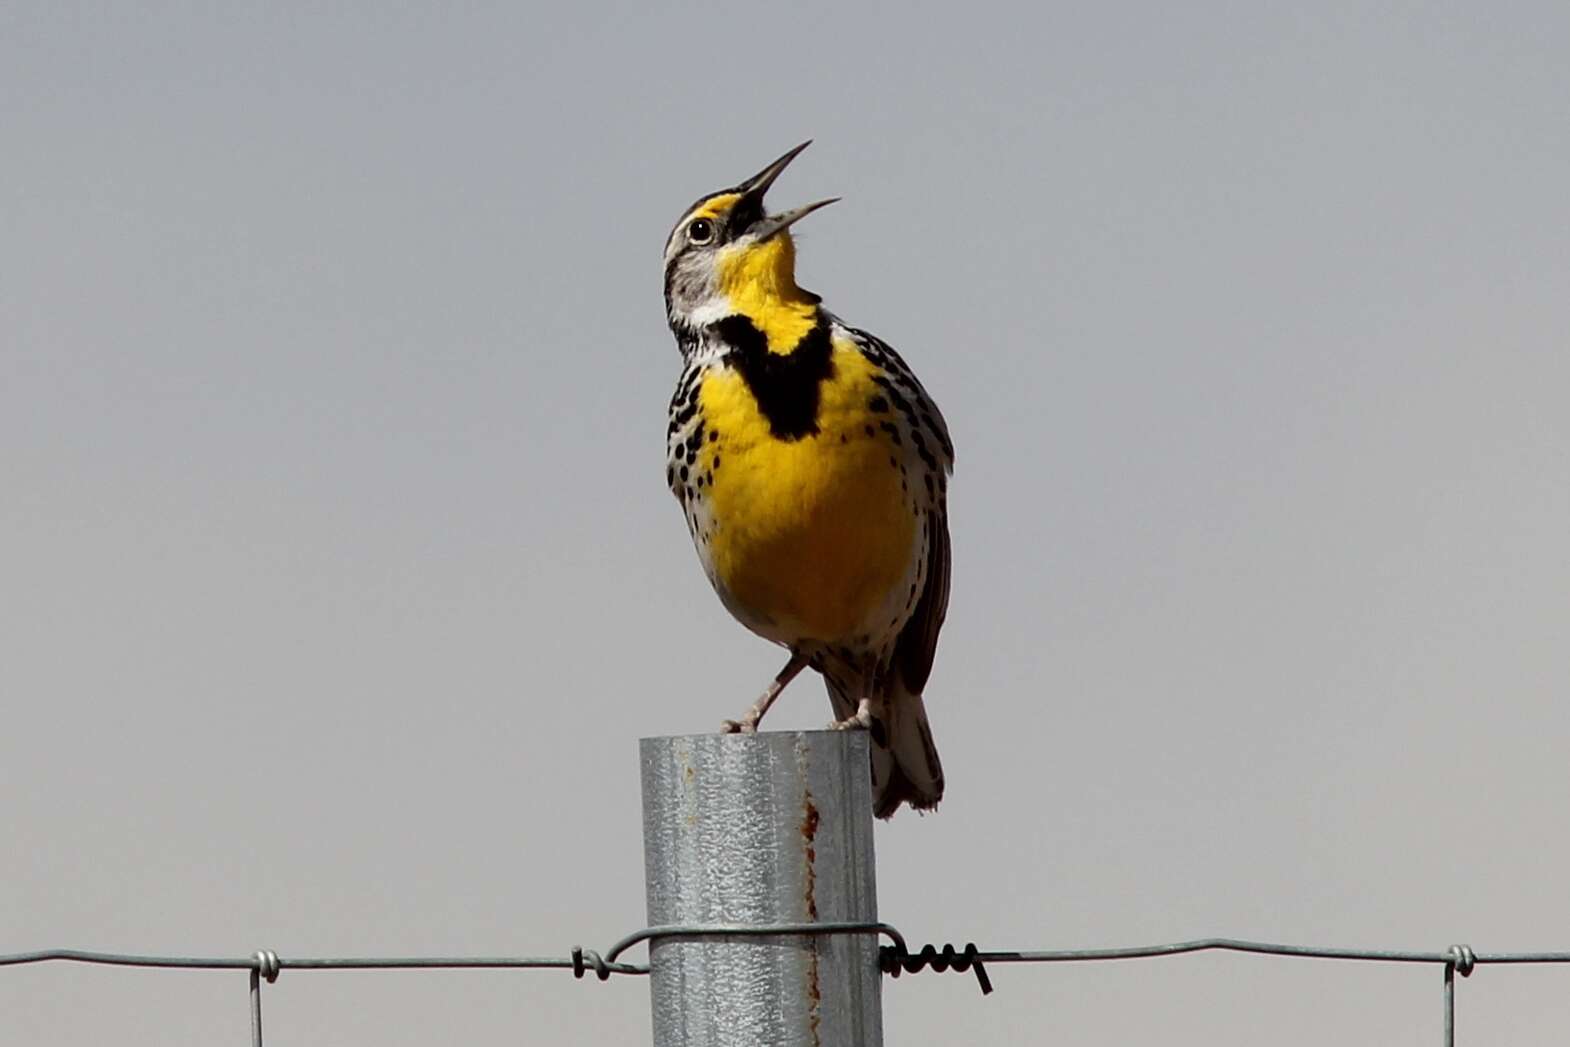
[687,218,714,244]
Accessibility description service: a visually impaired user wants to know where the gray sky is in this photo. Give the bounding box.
[4,1,1568,1043]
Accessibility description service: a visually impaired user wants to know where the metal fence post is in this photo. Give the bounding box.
[640,730,883,1047]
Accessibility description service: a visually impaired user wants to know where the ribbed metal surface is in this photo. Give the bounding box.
[640,731,882,1047]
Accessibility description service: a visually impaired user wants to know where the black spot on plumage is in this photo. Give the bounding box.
[879,420,901,446]
[910,430,939,474]
[669,322,701,360]
[708,429,719,443]
[669,397,699,433]
[868,395,889,413]
[713,313,833,440]
[923,473,934,498]
[689,419,705,452]
[673,439,686,459]
[666,465,675,486]
[712,454,721,470]
[675,361,703,402]
[871,374,917,421]
[922,413,953,459]
[864,424,875,437]
[680,464,689,482]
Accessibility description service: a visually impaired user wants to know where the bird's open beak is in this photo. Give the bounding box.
[737,140,839,241]
[738,140,812,199]
[750,198,840,241]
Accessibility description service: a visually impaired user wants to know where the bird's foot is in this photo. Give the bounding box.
[719,654,809,736]
[829,697,876,732]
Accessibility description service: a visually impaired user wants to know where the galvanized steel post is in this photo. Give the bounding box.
[640,730,883,1047]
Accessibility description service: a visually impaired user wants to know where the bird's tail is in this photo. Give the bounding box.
[873,676,944,818]
[825,675,944,818]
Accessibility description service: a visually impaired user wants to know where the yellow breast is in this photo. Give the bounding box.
[694,340,916,643]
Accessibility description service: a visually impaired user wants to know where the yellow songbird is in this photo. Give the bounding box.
[662,142,954,817]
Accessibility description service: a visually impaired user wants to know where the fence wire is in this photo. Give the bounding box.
[5,926,1569,1046]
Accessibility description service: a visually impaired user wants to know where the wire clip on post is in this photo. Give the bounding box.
[881,942,993,995]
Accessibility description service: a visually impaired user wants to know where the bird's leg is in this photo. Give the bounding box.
[830,656,882,733]
[721,651,809,734]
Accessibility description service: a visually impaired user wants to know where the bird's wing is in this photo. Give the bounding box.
[895,504,950,694]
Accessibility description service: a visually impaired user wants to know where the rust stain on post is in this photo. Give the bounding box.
[802,788,822,1046]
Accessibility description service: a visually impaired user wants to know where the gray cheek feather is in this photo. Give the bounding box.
[667,253,720,315]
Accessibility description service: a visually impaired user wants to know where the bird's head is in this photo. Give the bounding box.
[663,141,838,348]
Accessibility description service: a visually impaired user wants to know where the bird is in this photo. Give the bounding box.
[661,141,954,818]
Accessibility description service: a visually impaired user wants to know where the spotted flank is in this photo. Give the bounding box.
[661,142,953,818]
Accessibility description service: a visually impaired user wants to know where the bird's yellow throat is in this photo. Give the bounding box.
[716,234,819,354]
